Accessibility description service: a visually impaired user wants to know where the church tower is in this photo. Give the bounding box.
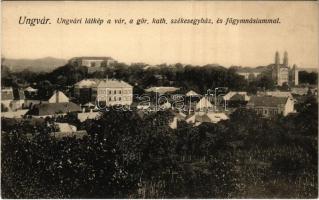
[272,51,280,83]
[275,51,280,66]
[283,51,288,67]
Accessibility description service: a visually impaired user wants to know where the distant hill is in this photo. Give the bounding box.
[2,57,67,72]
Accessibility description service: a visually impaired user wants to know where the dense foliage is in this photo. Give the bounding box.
[2,96,318,198]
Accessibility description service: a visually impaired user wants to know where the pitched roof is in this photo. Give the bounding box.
[186,90,200,97]
[195,97,214,110]
[230,93,245,101]
[223,91,247,101]
[247,96,288,107]
[98,79,132,88]
[25,86,38,92]
[74,79,100,88]
[27,102,81,116]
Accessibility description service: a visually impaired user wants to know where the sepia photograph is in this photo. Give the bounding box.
[1,1,318,198]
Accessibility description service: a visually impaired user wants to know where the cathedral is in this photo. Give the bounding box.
[272,51,299,86]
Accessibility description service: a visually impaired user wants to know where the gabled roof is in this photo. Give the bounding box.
[27,102,81,116]
[186,90,200,97]
[98,79,132,88]
[195,97,214,110]
[247,96,288,107]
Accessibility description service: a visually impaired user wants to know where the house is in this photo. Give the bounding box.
[246,96,295,117]
[26,102,81,118]
[96,79,133,106]
[169,111,187,129]
[51,122,88,139]
[1,87,14,111]
[195,97,214,111]
[186,111,229,126]
[77,110,101,122]
[223,91,250,108]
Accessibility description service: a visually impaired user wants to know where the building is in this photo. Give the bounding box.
[1,87,14,111]
[247,96,295,117]
[186,111,229,126]
[223,91,250,108]
[68,56,116,73]
[236,68,265,80]
[26,102,82,118]
[51,122,88,139]
[96,79,133,106]
[272,51,299,86]
[74,79,100,104]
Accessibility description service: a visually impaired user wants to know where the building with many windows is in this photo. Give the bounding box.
[246,96,294,118]
[96,79,133,106]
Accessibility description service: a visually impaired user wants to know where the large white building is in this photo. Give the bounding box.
[96,79,133,106]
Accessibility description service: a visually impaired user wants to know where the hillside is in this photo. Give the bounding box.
[2,57,67,72]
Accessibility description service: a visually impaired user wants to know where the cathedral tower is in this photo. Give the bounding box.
[283,51,288,67]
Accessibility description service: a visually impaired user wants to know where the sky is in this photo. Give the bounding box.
[2,1,319,68]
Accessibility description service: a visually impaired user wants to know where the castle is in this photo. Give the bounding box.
[272,51,299,86]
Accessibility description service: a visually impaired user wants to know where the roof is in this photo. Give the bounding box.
[74,79,99,88]
[55,123,77,132]
[247,96,288,108]
[1,88,14,101]
[223,91,248,101]
[230,94,245,101]
[48,91,69,103]
[27,102,81,116]
[264,91,292,98]
[145,87,179,94]
[98,79,132,88]
[195,97,214,110]
[186,90,200,97]
[25,86,38,92]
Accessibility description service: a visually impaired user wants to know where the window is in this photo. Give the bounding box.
[119,90,122,94]
[119,97,121,101]
[109,97,112,101]
[114,90,116,94]
[264,109,267,114]
[108,90,111,95]
[114,96,116,101]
